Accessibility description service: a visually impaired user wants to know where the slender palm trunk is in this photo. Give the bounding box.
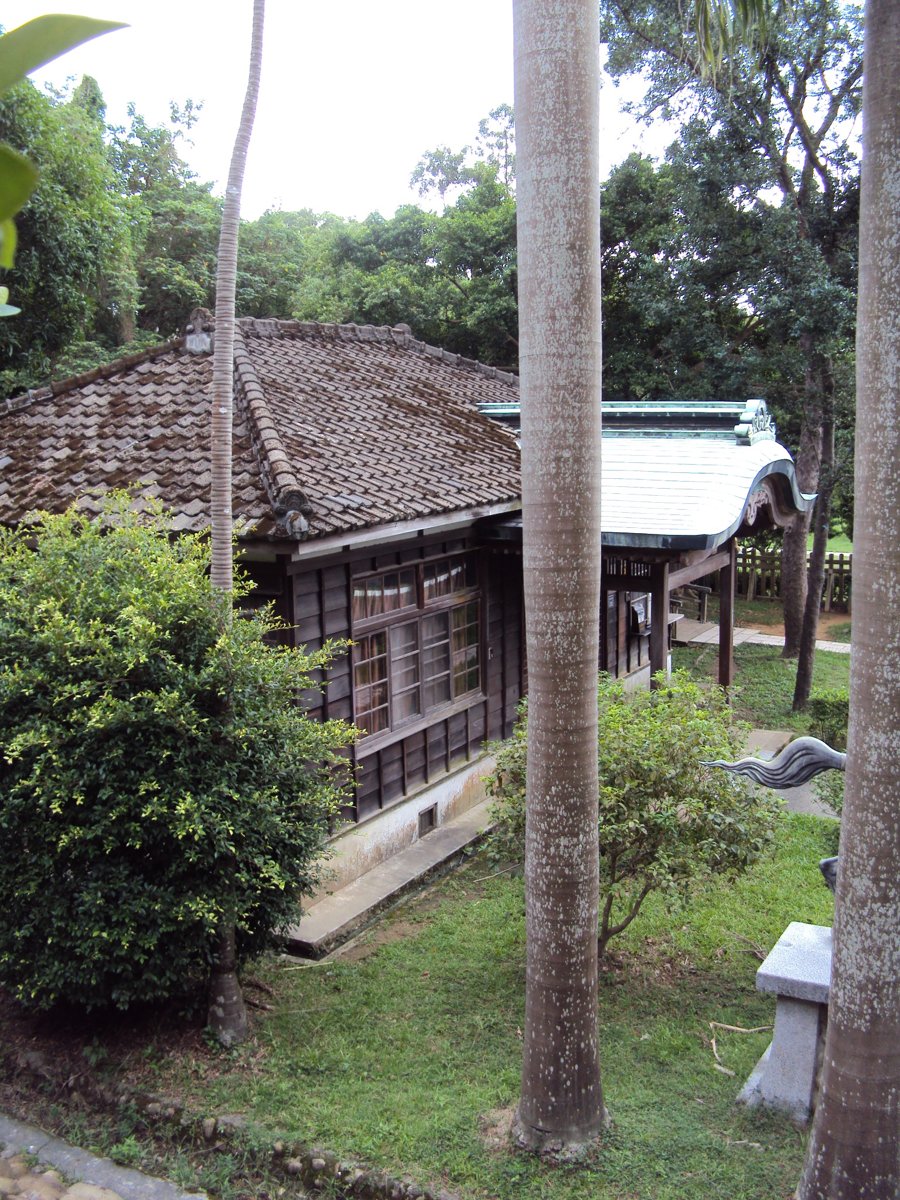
[210,0,265,592]
[207,0,265,1047]
[793,368,834,710]
[782,337,824,658]
[513,0,606,1152]
[796,1,900,1194]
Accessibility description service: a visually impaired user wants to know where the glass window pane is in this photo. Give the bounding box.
[358,703,388,735]
[423,643,449,671]
[389,621,420,726]
[383,572,399,611]
[424,676,451,709]
[354,632,388,732]
[451,601,480,696]
[393,691,420,724]
[352,582,367,623]
[391,621,419,656]
[399,568,416,608]
[424,555,476,603]
[423,611,449,646]
[393,662,419,691]
[366,578,384,618]
[421,612,451,711]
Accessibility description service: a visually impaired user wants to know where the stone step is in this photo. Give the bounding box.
[284,798,494,957]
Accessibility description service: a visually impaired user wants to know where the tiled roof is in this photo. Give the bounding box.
[0,319,522,541]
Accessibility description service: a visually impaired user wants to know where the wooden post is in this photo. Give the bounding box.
[718,539,736,690]
[616,589,627,677]
[649,561,669,687]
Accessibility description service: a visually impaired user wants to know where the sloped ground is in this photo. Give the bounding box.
[1,815,838,1200]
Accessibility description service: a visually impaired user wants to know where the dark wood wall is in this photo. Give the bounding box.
[255,533,526,825]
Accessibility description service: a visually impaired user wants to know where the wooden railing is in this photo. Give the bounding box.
[732,549,852,612]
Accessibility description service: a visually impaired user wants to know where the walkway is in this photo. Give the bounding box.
[676,618,851,654]
[0,1114,206,1200]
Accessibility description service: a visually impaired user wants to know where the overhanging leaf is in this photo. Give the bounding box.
[0,145,38,224]
[0,217,18,268]
[0,15,127,96]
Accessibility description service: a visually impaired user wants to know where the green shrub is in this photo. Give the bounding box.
[807,688,850,750]
[814,770,845,817]
[806,685,849,824]
[486,672,781,956]
[0,497,355,1011]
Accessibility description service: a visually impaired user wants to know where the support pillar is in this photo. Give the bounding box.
[649,561,669,687]
[718,539,736,690]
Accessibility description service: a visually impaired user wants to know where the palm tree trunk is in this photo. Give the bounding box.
[513,0,607,1153]
[793,364,834,710]
[796,1,900,1194]
[206,0,265,1048]
[210,0,265,592]
[782,336,824,658]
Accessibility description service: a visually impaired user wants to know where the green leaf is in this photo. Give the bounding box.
[0,146,38,225]
[0,16,127,96]
[0,217,18,268]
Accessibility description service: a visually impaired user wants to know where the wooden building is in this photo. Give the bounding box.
[0,318,812,882]
[481,397,814,689]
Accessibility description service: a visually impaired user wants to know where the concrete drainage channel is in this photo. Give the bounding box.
[0,1113,205,1200]
[2,1056,460,1200]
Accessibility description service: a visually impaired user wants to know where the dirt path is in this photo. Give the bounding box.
[740,610,850,639]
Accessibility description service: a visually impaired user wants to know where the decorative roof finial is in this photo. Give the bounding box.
[185,308,214,354]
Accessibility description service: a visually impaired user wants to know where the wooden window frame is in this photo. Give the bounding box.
[351,552,483,746]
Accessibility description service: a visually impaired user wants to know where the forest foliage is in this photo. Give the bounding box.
[0,14,861,501]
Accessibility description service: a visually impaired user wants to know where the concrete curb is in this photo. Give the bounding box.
[0,1115,206,1200]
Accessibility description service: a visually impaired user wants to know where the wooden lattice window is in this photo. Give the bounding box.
[351,555,481,738]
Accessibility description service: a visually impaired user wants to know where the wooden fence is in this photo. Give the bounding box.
[732,549,852,611]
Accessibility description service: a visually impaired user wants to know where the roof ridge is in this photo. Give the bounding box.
[232,325,312,537]
[236,317,519,387]
[0,339,181,417]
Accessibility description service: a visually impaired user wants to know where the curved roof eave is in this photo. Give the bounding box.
[601,456,816,551]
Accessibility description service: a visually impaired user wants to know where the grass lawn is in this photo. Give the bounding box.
[707,595,786,628]
[823,621,852,643]
[807,532,853,553]
[33,815,831,1200]
[673,642,850,732]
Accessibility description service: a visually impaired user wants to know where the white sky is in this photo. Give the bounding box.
[4,1,675,220]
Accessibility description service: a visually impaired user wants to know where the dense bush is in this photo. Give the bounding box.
[807,689,849,815]
[486,672,781,956]
[0,498,355,1011]
[807,688,850,750]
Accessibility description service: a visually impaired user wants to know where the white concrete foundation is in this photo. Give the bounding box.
[316,754,495,895]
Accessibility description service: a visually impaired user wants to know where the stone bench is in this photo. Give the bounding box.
[738,921,832,1124]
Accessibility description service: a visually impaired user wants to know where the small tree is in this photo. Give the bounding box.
[487,673,780,957]
[0,497,354,1012]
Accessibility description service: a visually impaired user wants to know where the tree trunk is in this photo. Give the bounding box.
[513,0,607,1153]
[206,922,249,1049]
[781,335,824,657]
[792,362,834,710]
[210,0,265,593]
[796,2,900,1194]
[206,0,265,1048]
